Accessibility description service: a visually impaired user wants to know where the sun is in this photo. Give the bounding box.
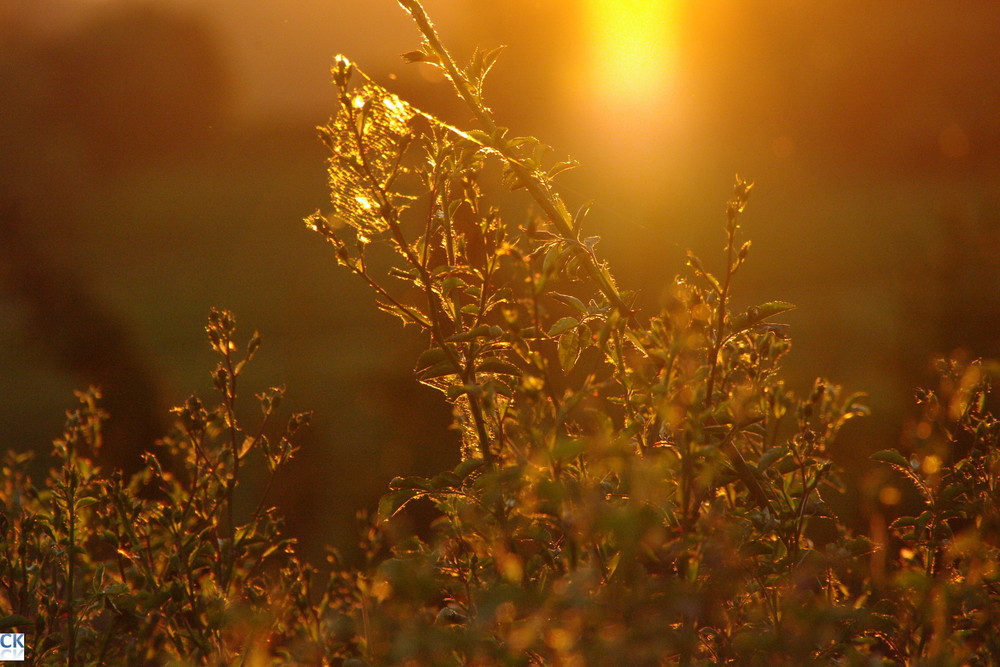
[587,0,683,106]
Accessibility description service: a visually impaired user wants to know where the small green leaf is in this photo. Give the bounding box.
[447,324,496,342]
[605,551,622,579]
[775,456,799,475]
[730,301,796,335]
[245,330,262,362]
[480,44,506,79]
[757,446,789,472]
[477,358,521,376]
[430,472,461,490]
[454,458,486,479]
[415,347,449,372]
[548,317,579,337]
[376,300,430,327]
[550,292,588,313]
[547,159,579,179]
[551,438,585,463]
[870,449,909,468]
[388,476,431,491]
[447,384,482,400]
[378,489,417,522]
[417,360,459,380]
[75,497,99,510]
[558,329,581,372]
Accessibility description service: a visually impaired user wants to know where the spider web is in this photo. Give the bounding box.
[322,84,417,235]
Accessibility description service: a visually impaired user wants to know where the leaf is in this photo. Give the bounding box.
[558,329,581,372]
[870,449,909,468]
[750,323,791,339]
[548,317,579,337]
[775,456,799,475]
[757,446,789,472]
[388,476,431,491]
[541,244,562,278]
[572,202,593,233]
[376,299,429,327]
[238,436,256,459]
[550,292,588,314]
[454,458,486,479]
[605,551,622,580]
[378,489,418,522]
[547,159,579,180]
[417,360,459,381]
[430,472,462,490]
[447,384,482,400]
[843,391,868,412]
[447,324,499,342]
[730,301,796,336]
[477,358,521,376]
[245,330,262,362]
[483,44,506,70]
[551,438,585,463]
[686,251,721,293]
[485,377,515,398]
[890,516,917,529]
[415,346,449,372]
[74,497,99,510]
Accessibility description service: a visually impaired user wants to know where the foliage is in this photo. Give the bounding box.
[0,310,338,665]
[300,1,1000,663]
[2,1,999,665]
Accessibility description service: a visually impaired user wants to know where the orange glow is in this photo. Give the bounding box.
[587,0,682,105]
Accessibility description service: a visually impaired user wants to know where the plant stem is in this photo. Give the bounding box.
[704,218,737,408]
[65,473,77,667]
[398,0,632,318]
[345,94,496,464]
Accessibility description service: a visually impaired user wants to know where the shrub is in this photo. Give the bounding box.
[2,1,998,665]
[0,310,333,665]
[302,2,1000,663]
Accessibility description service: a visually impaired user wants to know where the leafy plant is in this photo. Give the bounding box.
[0,310,333,665]
[301,2,999,664]
[2,1,998,665]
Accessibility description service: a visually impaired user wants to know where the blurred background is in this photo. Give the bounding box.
[2,0,998,560]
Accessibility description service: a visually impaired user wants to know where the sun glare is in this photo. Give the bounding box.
[587,0,682,106]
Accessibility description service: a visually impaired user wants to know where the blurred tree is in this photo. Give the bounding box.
[1,1,232,177]
[0,2,232,470]
[44,3,232,170]
[927,193,1000,362]
[0,198,165,474]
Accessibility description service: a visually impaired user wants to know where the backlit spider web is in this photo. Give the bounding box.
[321,84,417,235]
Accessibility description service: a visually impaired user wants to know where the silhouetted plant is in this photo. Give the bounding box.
[2,1,998,665]
[0,310,328,665]
[301,1,999,664]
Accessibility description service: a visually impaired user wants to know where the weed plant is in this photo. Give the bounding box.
[2,1,999,664]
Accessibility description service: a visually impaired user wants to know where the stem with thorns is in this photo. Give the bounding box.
[397,0,632,319]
